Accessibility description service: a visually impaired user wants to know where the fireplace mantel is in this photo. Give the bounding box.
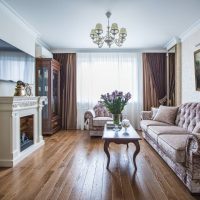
[0,96,47,167]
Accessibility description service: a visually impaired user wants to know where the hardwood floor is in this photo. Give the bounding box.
[0,130,200,200]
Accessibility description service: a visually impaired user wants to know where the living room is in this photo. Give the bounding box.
[0,0,200,199]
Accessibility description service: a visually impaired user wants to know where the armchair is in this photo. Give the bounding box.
[84,102,112,136]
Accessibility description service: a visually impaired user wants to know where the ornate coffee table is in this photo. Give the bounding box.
[102,124,141,171]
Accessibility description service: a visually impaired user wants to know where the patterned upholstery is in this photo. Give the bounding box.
[140,111,152,120]
[141,102,200,193]
[84,102,112,136]
[93,102,111,117]
[175,103,200,132]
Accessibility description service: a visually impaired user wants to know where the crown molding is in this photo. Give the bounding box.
[180,18,200,42]
[0,0,39,38]
[164,18,200,49]
[0,0,50,50]
[164,37,181,50]
[51,47,166,53]
[36,38,51,51]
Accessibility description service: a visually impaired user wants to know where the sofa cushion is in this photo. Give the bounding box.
[140,120,169,131]
[147,125,189,143]
[153,105,178,125]
[149,125,189,135]
[93,117,112,127]
[158,134,189,163]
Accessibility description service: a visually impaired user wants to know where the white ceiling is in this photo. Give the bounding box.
[3,0,200,50]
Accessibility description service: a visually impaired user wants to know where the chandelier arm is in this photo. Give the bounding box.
[90,11,127,48]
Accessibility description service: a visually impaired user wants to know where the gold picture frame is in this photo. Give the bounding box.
[194,49,200,91]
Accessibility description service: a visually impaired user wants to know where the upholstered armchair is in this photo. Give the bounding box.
[84,102,113,136]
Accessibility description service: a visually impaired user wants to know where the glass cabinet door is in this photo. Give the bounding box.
[52,69,58,115]
[37,67,48,118]
[37,67,48,96]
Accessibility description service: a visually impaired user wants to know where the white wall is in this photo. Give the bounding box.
[0,81,16,96]
[0,2,38,96]
[181,29,200,103]
[0,2,37,57]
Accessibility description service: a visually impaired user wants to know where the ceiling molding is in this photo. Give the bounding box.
[51,48,166,54]
[0,0,39,38]
[0,0,50,49]
[36,38,51,51]
[164,37,181,50]
[180,18,200,42]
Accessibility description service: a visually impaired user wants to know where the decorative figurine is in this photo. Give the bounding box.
[121,119,130,135]
[14,80,26,96]
[14,81,32,96]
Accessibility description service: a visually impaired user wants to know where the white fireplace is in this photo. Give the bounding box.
[0,96,47,167]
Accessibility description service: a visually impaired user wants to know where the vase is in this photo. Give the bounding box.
[121,119,130,135]
[112,114,121,125]
[14,85,25,96]
[112,114,121,131]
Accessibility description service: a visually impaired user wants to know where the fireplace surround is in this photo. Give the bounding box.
[0,96,47,167]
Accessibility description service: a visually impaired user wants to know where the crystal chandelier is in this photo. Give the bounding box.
[90,11,127,48]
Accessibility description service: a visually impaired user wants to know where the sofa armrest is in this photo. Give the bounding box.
[185,133,200,180]
[84,109,96,130]
[186,133,200,155]
[141,111,152,120]
[84,109,96,119]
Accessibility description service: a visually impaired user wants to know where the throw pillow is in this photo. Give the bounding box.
[151,107,159,119]
[93,103,110,117]
[153,105,178,125]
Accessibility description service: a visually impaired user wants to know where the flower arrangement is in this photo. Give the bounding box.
[100,90,131,114]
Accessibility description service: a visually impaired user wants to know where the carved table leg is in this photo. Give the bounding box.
[104,140,110,169]
[127,143,129,150]
[133,140,140,171]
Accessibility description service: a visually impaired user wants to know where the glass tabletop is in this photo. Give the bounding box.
[102,124,141,140]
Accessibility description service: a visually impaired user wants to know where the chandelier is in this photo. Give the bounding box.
[90,11,127,48]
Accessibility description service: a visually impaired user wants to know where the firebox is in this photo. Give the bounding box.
[20,115,34,151]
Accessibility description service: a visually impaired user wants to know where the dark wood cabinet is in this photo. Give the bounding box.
[36,58,61,135]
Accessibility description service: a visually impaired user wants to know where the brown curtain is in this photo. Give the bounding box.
[168,53,175,106]
[53,53,77,130]
[143,53,167,111]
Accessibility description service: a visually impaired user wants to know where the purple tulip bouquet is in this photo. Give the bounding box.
[101,90,131,114]
[101,90,131,126]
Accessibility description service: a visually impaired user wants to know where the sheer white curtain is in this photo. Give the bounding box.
[77,52,143,130]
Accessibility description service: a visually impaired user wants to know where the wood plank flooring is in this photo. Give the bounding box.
[0,130,200,200]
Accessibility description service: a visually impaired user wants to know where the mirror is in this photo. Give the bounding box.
[194,49,200,91]
[0,39,35,84]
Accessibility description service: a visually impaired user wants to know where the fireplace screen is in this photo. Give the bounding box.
[20,115,34,151]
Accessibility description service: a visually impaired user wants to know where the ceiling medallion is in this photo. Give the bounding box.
[90,11,127,48]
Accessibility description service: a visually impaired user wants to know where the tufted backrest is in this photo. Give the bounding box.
[93,102,111,117]
[175,103,200,133]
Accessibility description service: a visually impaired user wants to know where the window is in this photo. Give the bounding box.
[77,52,142,129]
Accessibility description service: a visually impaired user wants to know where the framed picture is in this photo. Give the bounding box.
[194,49,200,91]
